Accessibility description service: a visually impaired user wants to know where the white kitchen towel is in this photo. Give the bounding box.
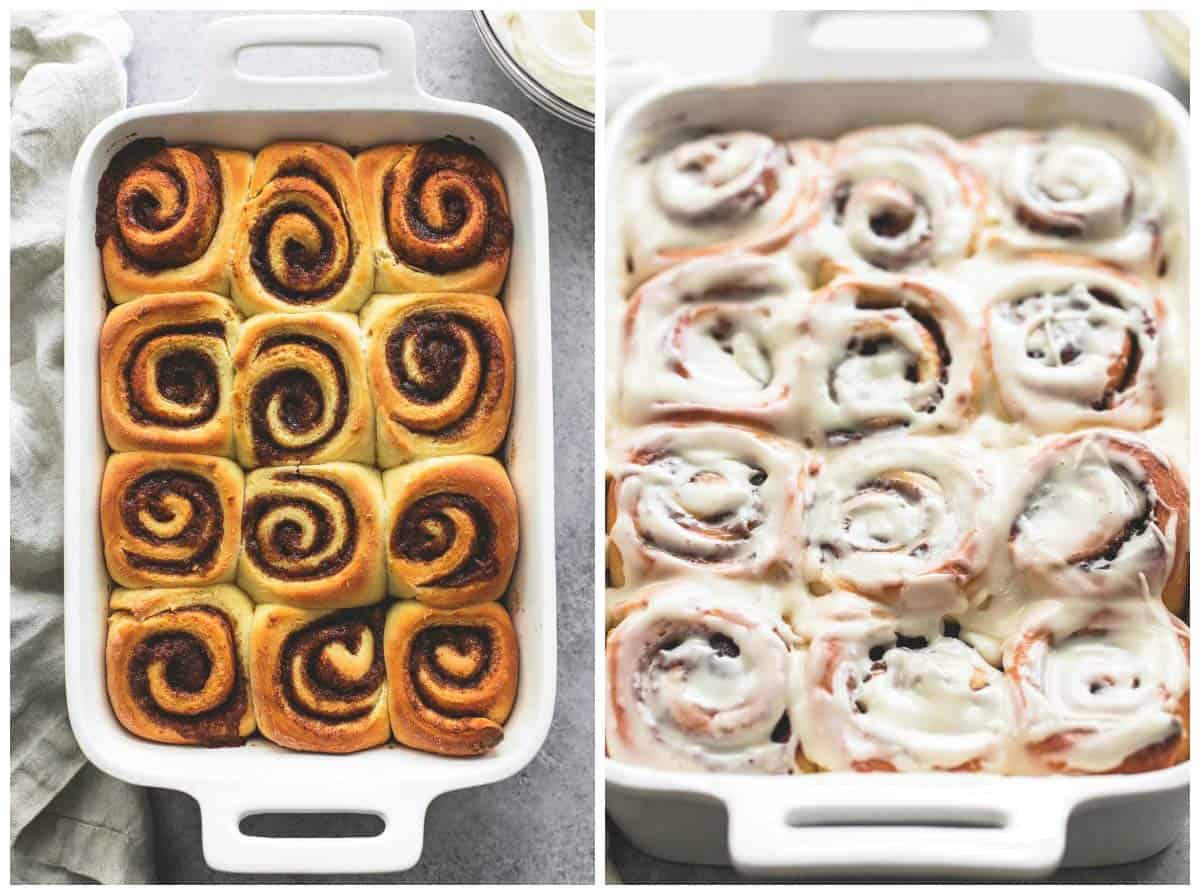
[9,11,156,885]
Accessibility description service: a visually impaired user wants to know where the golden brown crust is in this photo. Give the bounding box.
[106,585,255,745]
[98,143,251,302]
[361,293,514,466]
[249,603,390,753]
[231,311,374,468]
[231,142,374,314]
[356,142,512,295]
[100,292,240,455]
[382,456,518,608]
[384,600,518,756]
[238,462,386,610]
[100,452,243,588]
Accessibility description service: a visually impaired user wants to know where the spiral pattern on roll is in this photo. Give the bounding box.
[248,335,349,462]
[281,607,386,722]
[243,471,357,582]
[124,322,224,428]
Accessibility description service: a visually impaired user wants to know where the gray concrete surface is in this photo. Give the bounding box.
[123,10,593,883]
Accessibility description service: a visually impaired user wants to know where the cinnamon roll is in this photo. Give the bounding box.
[383,456,518,608]
[361,293,514,466]
[623,132,828,284]
[232,311,374,468]
[356,141,513,295]
[1004,598,1189,774]
[96,140,252,303]
[249,603,390,753]
[607,423,806,588]
[605,579,795,772]
[970,128,1168,274]
[794,275,980,444]
[384,599,519,756]
[230,142,374,314]
[803,439,991,614]
[799,126,983,283]
[1009,432,1189,617]
[238,462,386,610]
[617,253,808,432]
[100,292,239,455]
[985,256,1164,433]
[106,585,255,745]
[100,452,243,588]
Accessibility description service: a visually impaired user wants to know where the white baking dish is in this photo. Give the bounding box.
[63,15,556,875]
[604,11,1189,881]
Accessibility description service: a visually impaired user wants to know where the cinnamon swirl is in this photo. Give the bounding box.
[238,462,386,610]
[383,456,518,608]
[231,142,374,314]
[96,140,252,303]
[361,293,514,466]
[356,141,513,295]
[100,292,239,455]
[106,585,255,745]
[100,452,243,589]
[384,599,519,756]
[249,603,390,753]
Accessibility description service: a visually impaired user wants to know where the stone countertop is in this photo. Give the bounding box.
[122,9,593,884]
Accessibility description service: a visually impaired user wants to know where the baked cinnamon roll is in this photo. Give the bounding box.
[250,603,390,753]
[617,253,808,432]
[803,439,991,614]
[605,579,795,772]
[623,132,828,284]
[361,293,514,466]
[383,456,518,608]
[238,462,386,610]
[100,292,239,455]
[232,311,374,468]
[100,452,243,588]
[106,585,255,745]
[794,275,980,444]
[384,600,519,756]
[1004,598,1189,774]
[96,140,252,302]
[1009,432,1189,617]
[231,142,374,314]
[356,141,513,295]
[985,256,1164,433]
[606,423,806,588]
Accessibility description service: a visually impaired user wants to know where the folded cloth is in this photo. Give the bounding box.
[9,11,155,885]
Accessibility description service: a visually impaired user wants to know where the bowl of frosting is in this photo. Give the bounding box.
[475,10,595,130]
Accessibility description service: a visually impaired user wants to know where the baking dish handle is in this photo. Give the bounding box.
[195,783,436,875]
[191,14,429,110]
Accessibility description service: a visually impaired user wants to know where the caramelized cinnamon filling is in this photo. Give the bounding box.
[391,493,498,587]
[123,321,225,427]
[409,624,495,709]
[119,470,222,574]
[249,335,348,461]
[281,606,386,721]
[243,472,357,580]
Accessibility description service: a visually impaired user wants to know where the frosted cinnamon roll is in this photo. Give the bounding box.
[794,275,980,444]
[96,140,251,302]
[356,141,513,295]
[617,253,808,431]
[803,439,990,614]
[1004,598,1189,774]
[232,312,374,468]
[238,463,386,610]
[384,600,519,756]
[605,579,795,772]
[794,592,1012,772]
[985,257,1164,433]
[623,132,827,283]
[361,293,514,467]
[100,292,239,455]
[970,128,1168,274]
[800,125,983,283]
[231,142,373,314]
[106,585,255,745]
[250,603,390,753]
[100,452,243,589]
[383,456,518,608]
[606,423,806,588]
[1009,432,1189,617]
